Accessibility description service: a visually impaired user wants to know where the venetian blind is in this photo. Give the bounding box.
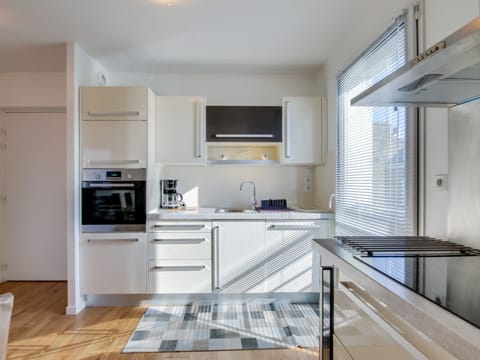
[336,16,415,236]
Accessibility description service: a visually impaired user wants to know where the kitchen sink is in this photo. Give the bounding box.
[215,208,258,213]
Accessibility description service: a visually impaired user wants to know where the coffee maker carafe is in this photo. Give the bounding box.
[160,179,185,208]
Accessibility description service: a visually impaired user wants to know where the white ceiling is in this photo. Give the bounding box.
[0,0,392,74]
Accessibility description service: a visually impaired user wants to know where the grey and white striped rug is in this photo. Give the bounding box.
[123,302,320,353]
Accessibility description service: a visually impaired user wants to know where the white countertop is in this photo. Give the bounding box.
[148,207,334,220]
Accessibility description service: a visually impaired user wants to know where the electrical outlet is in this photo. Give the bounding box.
[304,184,312,192]
[434,174,448,190]
[304,176,312,185]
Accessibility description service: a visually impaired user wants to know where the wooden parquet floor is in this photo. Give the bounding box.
[0,282,319,360]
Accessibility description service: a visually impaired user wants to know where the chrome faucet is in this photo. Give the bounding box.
[240,181,257,210]
[328,193,336,211]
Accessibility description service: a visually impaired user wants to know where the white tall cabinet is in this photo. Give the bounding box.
[281,97,327,165]
[156,96,206,164]
[80,86,156,295]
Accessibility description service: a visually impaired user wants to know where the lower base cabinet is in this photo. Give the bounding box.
[147,220,212,294]
[81,232,147,294]
[265,220,330,292]
[214,220,267,293]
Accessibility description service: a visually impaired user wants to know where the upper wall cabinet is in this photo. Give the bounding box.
[281,97,327,165]
[81,86,148,121]
[80,86,155,169]
[156,96,206,165]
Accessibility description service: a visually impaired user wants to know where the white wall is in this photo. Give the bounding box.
[108,72,318,105]
[423,0,479,238]
[109,71,320,208]
[0,72,66,109]
[66,43,109,314]
[317,0,479,235]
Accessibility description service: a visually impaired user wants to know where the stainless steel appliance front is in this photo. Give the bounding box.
[82,169,146,232]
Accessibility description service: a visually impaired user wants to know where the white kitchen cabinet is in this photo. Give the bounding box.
[81,232,147,294]
[81,120,147,168]
[213,220,266,293]
[147,220,212,294]
[156,96,206,164]
[281,97,327,165]
[81,86,148,120]
[265,220,330,292]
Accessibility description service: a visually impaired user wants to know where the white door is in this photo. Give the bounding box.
[0,112,6,282]
[6,112,67,280]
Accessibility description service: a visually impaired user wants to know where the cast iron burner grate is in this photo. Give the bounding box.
[336,236,480,257]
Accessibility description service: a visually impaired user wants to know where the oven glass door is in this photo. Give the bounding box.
[82,181,146,226]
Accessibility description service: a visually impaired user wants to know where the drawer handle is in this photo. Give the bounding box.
[87,160,141,165]
[153,238,206,244]
[268,225,321,231]
[152,225,206,230]
[87,238,139,242]
[87,111,140,116]
[214,134,274,139]
[153,265,206,271]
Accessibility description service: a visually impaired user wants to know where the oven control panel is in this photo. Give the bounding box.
[82,168,146,182]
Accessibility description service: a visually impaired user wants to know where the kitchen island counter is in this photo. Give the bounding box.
[313,238,480,360]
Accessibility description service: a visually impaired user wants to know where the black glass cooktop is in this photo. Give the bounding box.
[314,237,480,330]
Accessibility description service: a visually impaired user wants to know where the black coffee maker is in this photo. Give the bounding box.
[160,179,185,208]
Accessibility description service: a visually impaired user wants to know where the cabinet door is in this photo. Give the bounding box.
[81,87,148,120]
[214,221,266,293]
[82,121,147,168]
[156,96,206,164]
[81,232,147,294]
[281,97,326,165]
[265,220,329,292]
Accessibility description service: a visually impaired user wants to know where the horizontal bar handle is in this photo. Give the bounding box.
[87,111,140,116]
[153,238,206,244]
[87,160,141,164]
[214,134,274,138]
[87,238,139,242]
[153,265,206,272]
[88,183,135,188]
[268,225,322,231]
[153,224,206,231]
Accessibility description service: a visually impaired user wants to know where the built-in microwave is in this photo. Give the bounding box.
[81,168,146,233]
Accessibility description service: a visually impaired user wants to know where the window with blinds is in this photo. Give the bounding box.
[336,15,416,236]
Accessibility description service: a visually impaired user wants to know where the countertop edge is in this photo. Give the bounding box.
[147,208,335,221]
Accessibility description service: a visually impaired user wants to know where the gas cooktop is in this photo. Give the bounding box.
[334,236,480,329]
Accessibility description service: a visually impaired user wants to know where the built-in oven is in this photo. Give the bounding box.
[82,168,146,232]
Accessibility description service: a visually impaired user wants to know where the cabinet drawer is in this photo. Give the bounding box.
[148,221,212,233]
[148,259,211,294]
[149,232,211,259]
[81,86,148,120]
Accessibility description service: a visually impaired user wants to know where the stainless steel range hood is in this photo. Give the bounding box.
[352,16,480,107]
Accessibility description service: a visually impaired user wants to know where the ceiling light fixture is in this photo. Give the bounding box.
[151,0,180,6]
